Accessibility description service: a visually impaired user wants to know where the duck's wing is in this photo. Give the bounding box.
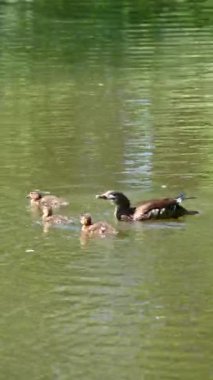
[41,195,69,208]
[89,222,117,235]
[133,198,180,220]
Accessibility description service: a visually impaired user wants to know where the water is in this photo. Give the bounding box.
[0,1,212,379]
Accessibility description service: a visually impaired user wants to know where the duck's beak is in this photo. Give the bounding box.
[96,191,116,200]
[26,193,30,198]
[96,193,108,200]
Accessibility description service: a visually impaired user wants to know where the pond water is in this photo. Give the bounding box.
[0,1,212,379]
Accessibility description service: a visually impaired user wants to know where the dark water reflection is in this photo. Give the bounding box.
[0,1,212,379]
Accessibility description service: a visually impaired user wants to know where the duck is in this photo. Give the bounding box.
[41,203,73,226]
[27,190,69,210]
[80,213,118,237]
[96,190,198,221]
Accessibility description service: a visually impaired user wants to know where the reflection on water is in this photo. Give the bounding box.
[0,1,212,379]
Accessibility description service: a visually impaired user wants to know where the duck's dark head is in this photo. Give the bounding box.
[96,191,130,209]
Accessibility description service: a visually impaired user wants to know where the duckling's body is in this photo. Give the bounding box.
[41,204,73,226]
[96,191,198,221]
[27,190,69,210]
[80,214,117,236]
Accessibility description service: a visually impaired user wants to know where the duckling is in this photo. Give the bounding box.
[41,204,73,226]
[80,213,117,237]
[96,191,198,221]
[27,190,69,210]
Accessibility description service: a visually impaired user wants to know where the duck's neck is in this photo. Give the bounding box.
[82,221,93,231]
[42,208,53,220]
[34,193,42,202]
[42,214,47,222]
[114,204,135,220]
[31,198,40,206]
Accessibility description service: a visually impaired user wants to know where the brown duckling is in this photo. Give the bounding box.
[41,204,73,225]
[96,191,198,221]
[27,190,69,210]
[80,213,117,237]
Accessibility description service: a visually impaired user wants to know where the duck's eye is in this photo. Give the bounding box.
[108,193,116,200]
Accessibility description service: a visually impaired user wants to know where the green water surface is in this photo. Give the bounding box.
[0,1,212,379]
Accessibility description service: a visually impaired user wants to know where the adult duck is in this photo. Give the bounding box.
[96,191,198,221]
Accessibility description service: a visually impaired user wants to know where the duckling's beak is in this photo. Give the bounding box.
[26,194,30,198]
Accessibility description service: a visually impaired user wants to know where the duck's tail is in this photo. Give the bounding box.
[176,192,196,204]
[175,193,199,215]
[186,209,199,215]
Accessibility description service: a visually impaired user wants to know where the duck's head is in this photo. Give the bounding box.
[26,190,43,201]
[96,191,130,208]
[80,213,92,226]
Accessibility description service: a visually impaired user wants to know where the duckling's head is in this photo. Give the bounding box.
[96,191,130,208]
[26,190,43,201]
[80,214,92,226]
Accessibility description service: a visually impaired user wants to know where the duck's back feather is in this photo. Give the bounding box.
[87,221,117,235]
[133,198,187,221]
